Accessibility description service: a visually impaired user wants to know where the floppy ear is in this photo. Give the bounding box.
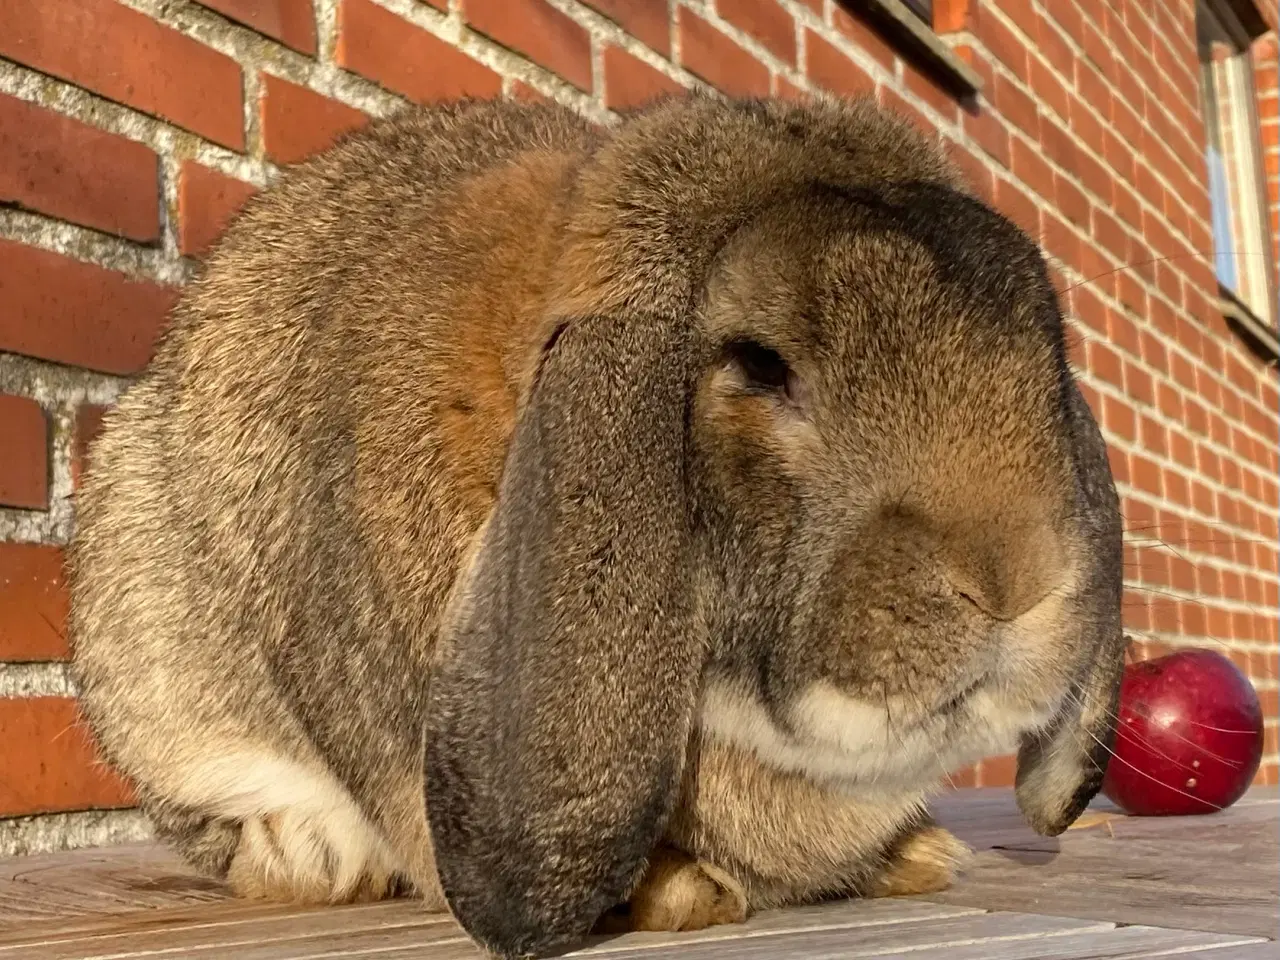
[424,311,706,958]
[1015,380,1126,835]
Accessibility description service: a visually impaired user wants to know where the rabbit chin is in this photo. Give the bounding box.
[699,679,1060,794]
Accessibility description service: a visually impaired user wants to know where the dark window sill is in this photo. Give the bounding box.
[851,0,983,96]
[1220,285,1279,365]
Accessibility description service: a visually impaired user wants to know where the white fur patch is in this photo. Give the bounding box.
[168,750,401,899]
[700,680,1057,793]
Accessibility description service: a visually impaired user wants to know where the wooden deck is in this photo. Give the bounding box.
[1,788,1275,959]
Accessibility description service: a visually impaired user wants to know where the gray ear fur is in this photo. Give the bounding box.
[424,312,706,958]
[1015,381,1125,835]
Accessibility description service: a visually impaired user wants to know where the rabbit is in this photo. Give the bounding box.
[68,91,1125,959]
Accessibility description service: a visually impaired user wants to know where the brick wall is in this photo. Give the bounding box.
[1259,32,1279,244]
[1,0,1277,854]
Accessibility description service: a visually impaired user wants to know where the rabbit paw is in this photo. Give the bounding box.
[871,824,970,897]
[595,847,748,933]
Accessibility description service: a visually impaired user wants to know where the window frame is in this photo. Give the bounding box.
[1195,0,1277,330]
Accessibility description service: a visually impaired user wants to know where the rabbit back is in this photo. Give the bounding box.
[69,98,599,902]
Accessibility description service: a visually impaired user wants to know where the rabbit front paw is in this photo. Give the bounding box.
[871,824,971,897]
[594,846,748,933]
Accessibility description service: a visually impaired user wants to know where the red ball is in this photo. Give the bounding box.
[1101,648,1264,816]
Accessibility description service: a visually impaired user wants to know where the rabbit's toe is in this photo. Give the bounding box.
[226,809,405,905]
[871,824,970,897]
[595,847,748,934]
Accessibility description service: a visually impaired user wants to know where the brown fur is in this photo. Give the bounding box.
[69,94,1124,960]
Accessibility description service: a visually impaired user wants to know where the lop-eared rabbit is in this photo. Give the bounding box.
[70,93,1124,959]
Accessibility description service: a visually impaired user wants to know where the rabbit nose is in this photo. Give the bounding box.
[866,507,1064,623]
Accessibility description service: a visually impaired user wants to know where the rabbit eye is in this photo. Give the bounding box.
[726,339,797,400]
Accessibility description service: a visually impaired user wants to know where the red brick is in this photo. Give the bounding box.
[1179,600,1207,638]
[1130,453,1163,496]
[1040,214,1080,275]
[1103,394,1136,440]
[773,74,807,99]
[1092,206,1128,261]
[1152,595,1181,633]
[0,697,134,816]
[0,93,158,243]
[339,0,502,103]
[1103,129,1136,184]
[978,753,1017,787]
[1087,339,1124,388]
[1068,94,1105,158]
[177,162,258,259]
[719,0,796,65]
[681,8,770,97]
[1105,443,1129,485]
[831,5,894,71]
[0,543,69,660]
[993,75,1038,139]
[259,74,369,166]
[878,86,936,138]
[1136,545,1169,586]
[1010,135,1054,201]
[1028,58,1069,122]
[1074,148,1113,205]
[582,0,670,56]
[602,46,683,111]
[978,10,1029,80]
[1072,285,1107,335]
[1163,468,1190,506]
[903,63,960,122]
[1139,330,1168,373]
[1110,304,1142,356]
[0,0,243,150]
[944,140,995,204]
[1123,590,1151,631]
[1139,415,1167,457]
[963,108,1011,168]
[0,396,47,511]
[1191,480,1214,517]
[994,177,1039,237]
[72,403,109,491]
[464,0,591,91]
[0,240,177,375]
[1156,509,1186,550]
[195,0,317,54]
[1124,361,1154,406]
[1047,178,1087,235]
[804,31,874,99]
[1199,560,1222,597]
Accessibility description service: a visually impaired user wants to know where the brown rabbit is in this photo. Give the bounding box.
[69,93,1125,959]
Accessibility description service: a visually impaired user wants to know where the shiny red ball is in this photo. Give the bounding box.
[1101,648,1264,816]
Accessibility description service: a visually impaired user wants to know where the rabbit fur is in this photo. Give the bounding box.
[69,92,1125,959]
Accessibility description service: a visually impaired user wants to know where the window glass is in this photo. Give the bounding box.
[1196,1,1275,325]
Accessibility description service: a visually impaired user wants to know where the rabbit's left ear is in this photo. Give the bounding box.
[1015,382,1125,835]
[424,311,706,959]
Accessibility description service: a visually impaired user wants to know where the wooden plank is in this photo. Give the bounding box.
[1146,946,1280,959]
[0,896,978,959]
[0,844,231,929]
[0,901,451,960]
[778,926,1267,960]
[560,913,1111,960]
[926,874,1277,940]
[0,901,337,947]
[572,899,984,953]
[924,788,1280,939]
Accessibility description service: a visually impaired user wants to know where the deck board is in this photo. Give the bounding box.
[0,788,1273,958]
[926,788,1280,938]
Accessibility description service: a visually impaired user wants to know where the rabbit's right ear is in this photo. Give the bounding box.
[424,311,707,959]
